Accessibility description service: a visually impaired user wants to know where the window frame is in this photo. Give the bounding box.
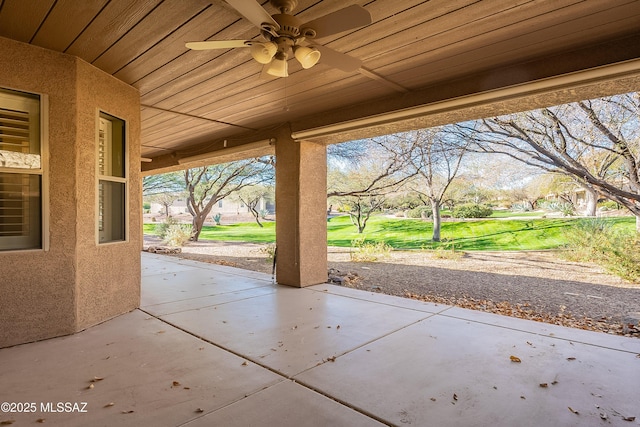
[0,87,49,253]
[96,110,128,245]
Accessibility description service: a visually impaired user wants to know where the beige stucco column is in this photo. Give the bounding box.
[275,128,328,287]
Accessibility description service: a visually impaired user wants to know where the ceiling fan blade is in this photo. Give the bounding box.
[226,0,280,35]
[313,44,362,72]
[301,5,371,39]
[185,40,250,50]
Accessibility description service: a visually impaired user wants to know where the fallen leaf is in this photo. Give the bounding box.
[551,380,558,385]
[430,398,436,402]
[0,421,15,425]
[566,357,576,361]
[520,396,526,400]
[36,419,45,423]
[195,408,204,413]
[453,393,458,401]
[87,383,94,390]
[121,410,134,414]
[172,381,180,387]
[91,376,104,382]
[183,387,190,390]
[510,355,522,363]
[241,361,248,366]
[336,325,341,329]
[539,383,548,388]
[568,407,579,415]
[622,416,635,421]
[104,403,115,408]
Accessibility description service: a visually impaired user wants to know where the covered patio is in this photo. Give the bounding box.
[1,253,638,426]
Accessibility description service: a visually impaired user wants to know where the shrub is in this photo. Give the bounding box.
[163,223,192,247]
[406,206,432,219]
[350,237,392,262]
[155,216,179,239]
[510,202,533,212]
[540,200,575,216]
[212,213,222,225]
[563,218,640,282]
[431,242,465,260]
[451,203,493,218]
[598,200,619,211]
[259,243,277,262]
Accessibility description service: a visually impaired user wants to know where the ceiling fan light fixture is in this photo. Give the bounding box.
[250,41,278,64]
[294,46,321,69]
[266,51,289,77]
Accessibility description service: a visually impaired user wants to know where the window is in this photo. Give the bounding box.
[0,88,42,251]
[97,112,126,243]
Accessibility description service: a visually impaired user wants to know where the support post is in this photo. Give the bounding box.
[275,129,328,287]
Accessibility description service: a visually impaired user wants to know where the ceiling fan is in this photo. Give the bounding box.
[185,0,371,77]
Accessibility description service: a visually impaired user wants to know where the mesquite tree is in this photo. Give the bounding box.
[386,127,471,242]
[456,92,640,231]
[327,139,414,233]
[185,158,273,240]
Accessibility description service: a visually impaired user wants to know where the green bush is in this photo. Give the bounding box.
[451,203,493,218]
[406,206,432,219]
[563,218,640,282]
[598,200,619,211]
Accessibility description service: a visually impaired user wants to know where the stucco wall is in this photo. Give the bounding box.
[75,59,141,330]
[0,37,141,347]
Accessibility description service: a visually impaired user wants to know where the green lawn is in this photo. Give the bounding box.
[143,215,636,251]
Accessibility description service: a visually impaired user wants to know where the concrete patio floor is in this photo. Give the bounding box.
[1,253,639,426]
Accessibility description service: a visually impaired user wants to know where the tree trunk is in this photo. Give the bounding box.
[431,199,441,242]
[250,206,263,227]
[191,214,205,241]
[584,188,598,217]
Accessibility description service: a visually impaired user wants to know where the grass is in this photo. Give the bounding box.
[143,215,636,251]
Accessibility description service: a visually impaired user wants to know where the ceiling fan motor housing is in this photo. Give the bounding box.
[270,0,298,14]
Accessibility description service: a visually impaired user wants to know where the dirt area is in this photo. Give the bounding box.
[144,236,640,338]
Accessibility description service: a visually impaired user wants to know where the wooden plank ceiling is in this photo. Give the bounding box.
[1,0,640,173]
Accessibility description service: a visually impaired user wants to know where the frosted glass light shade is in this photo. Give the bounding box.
[294,46,321,69]
[250,42,277,64]
[266,52,289,77]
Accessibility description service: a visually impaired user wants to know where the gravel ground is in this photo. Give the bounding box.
[144,236,640,337]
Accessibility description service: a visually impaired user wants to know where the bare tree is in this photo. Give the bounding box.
[150,191,181,217]
[457,93,640,230]
[234,185,274,227]
[185,159,273,241]
[327,139,413,233]
[388,128,470,241]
